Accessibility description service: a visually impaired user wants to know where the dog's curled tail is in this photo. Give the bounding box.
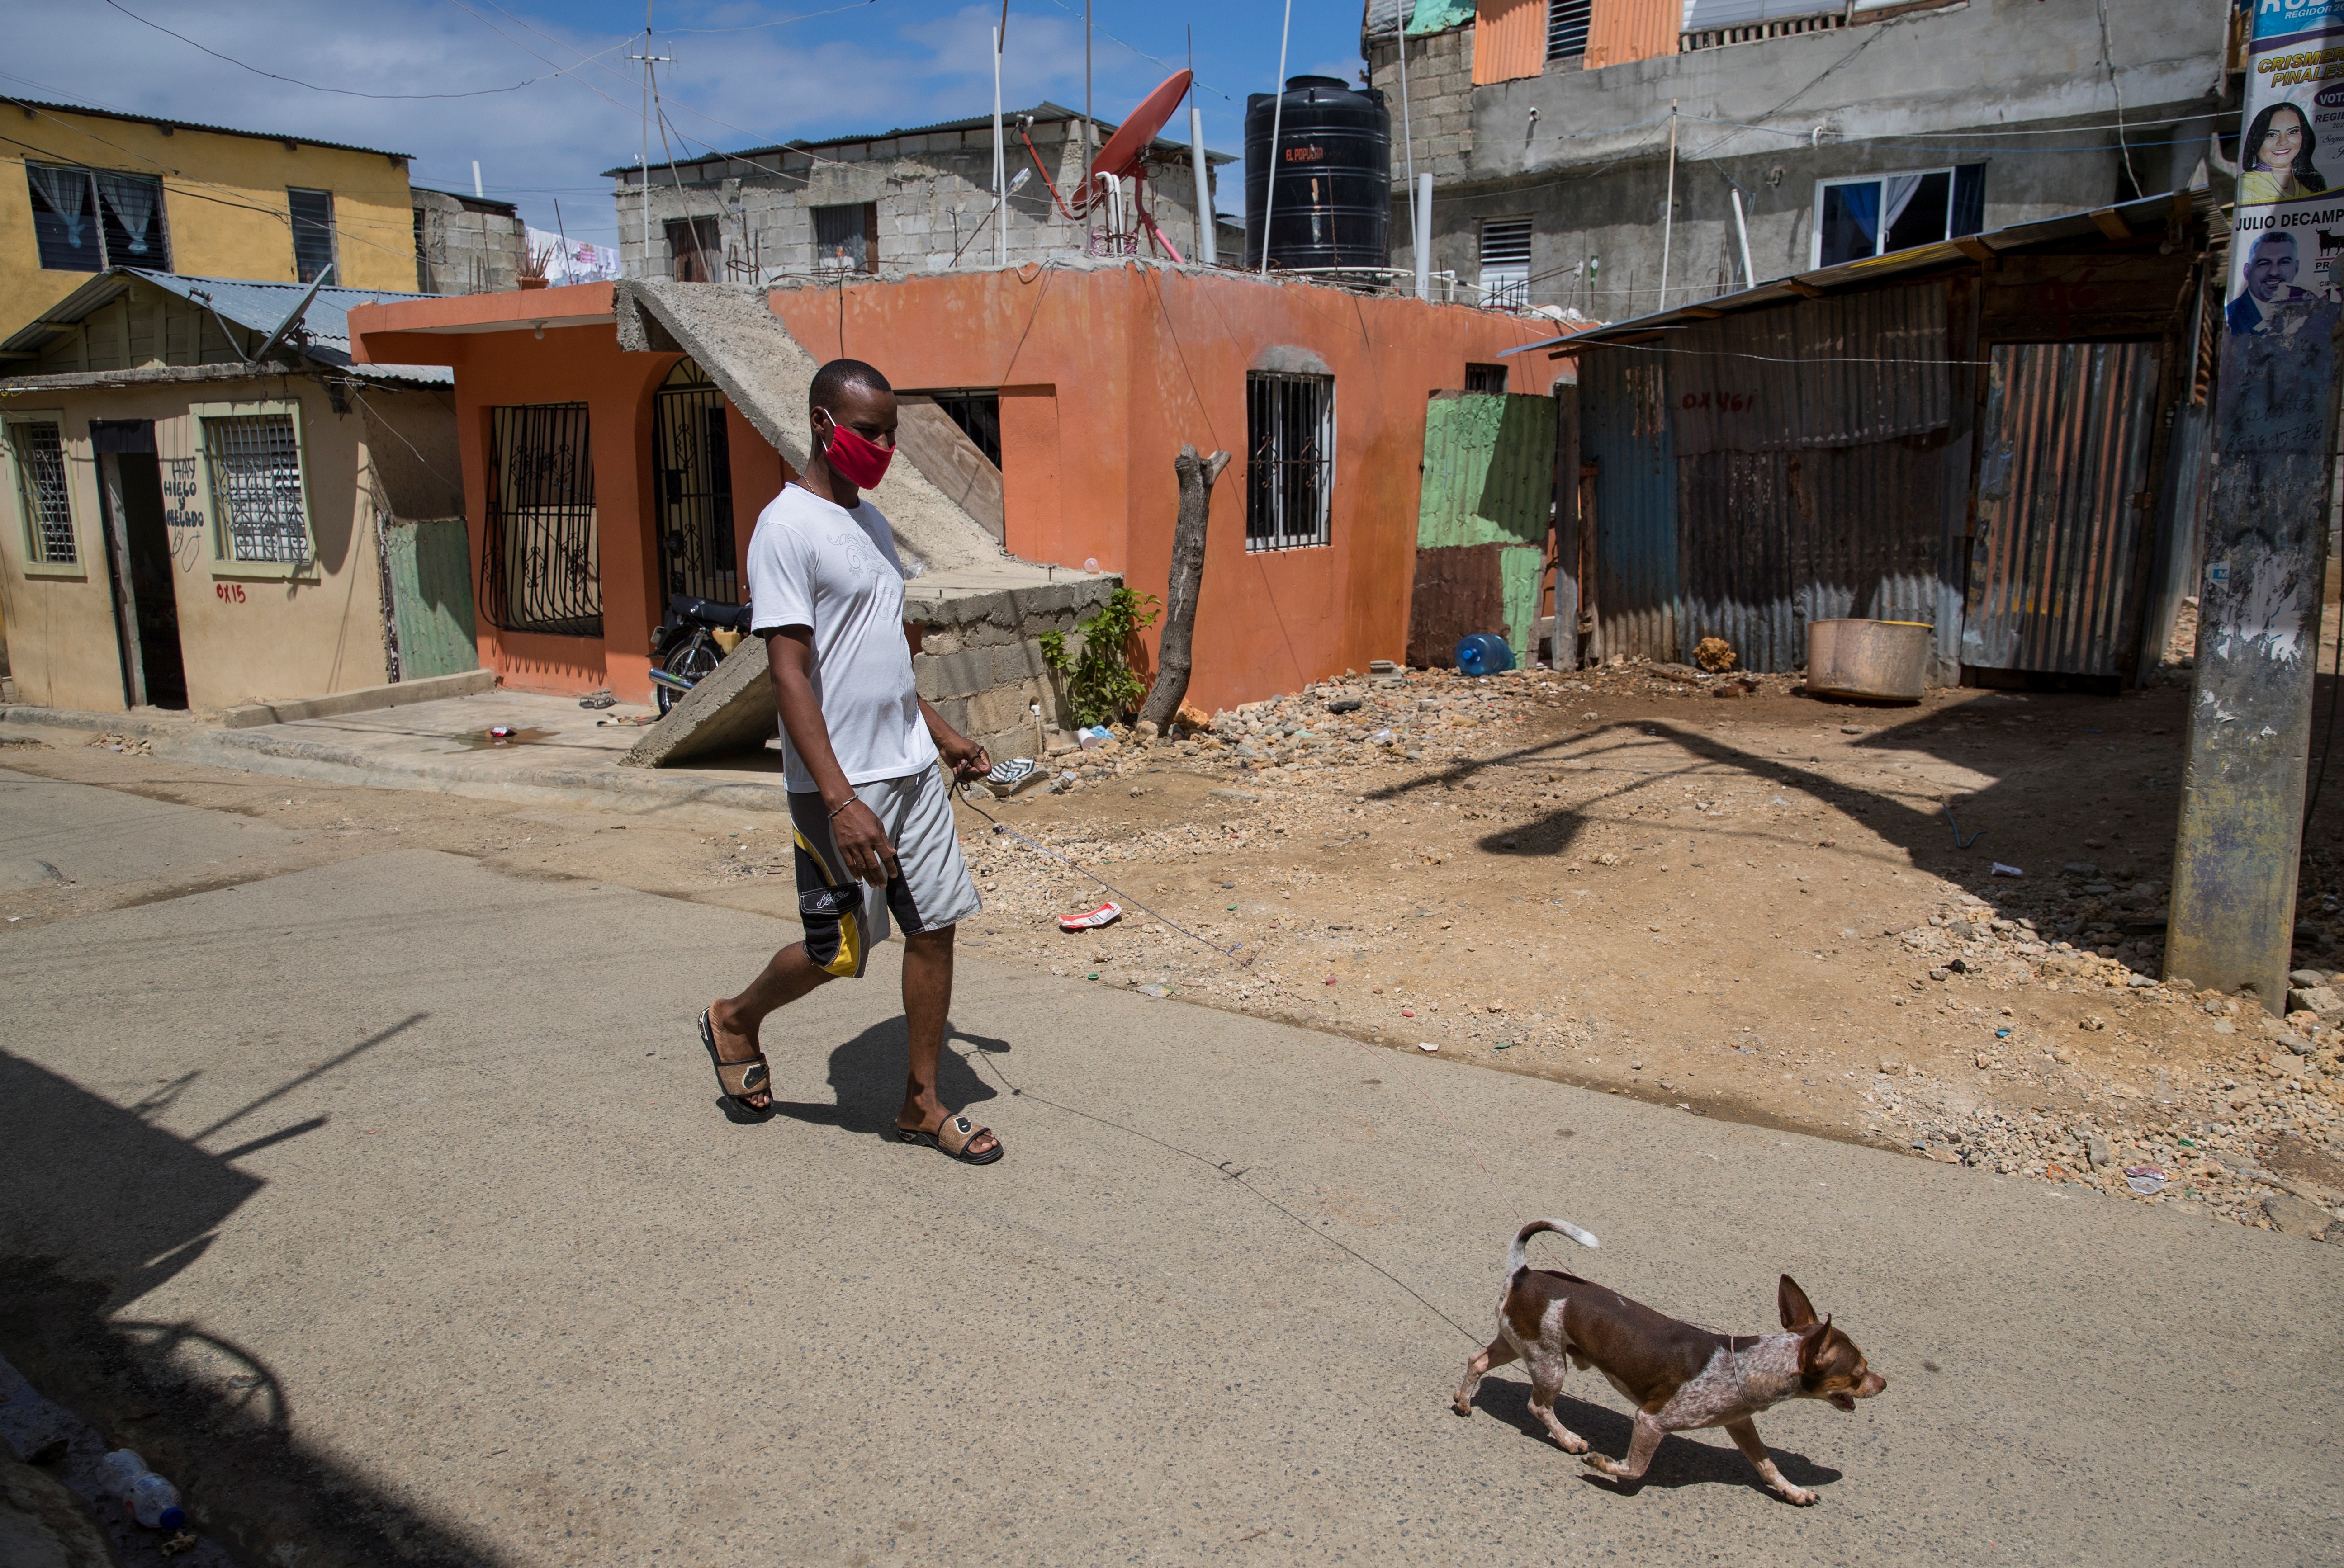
[1508,1218,1601,1274]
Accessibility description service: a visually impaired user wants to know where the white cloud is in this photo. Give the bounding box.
[4,0,1361,253]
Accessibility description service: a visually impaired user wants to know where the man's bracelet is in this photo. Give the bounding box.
[827,797,856,820]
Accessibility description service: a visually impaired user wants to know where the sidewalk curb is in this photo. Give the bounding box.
[0,704,206,740]
[220,669,497,729]
[183,728,804,817]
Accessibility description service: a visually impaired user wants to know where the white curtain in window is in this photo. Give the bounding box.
[95,173,158,258]
[27,165,91,248]
[1880,174,1927,240]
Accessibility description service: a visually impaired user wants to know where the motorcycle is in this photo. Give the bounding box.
[647,594,753,717]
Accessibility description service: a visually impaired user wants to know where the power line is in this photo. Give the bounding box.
[98,0,571,100]
[1032,0,1233,100]
[664,0,884,33]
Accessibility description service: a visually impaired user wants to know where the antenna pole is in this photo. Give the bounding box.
[1189,27,1215,265]
[1395,6,1415,279]
[1260,0,1292,273]
[626,5,671,277]
[993,24,1007,268]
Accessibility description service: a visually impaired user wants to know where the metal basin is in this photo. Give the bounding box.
[1805,619,1933,702]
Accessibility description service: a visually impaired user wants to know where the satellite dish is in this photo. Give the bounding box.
[1090,69,1193,181]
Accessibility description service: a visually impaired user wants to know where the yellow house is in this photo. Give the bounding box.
[0,96,417,347]
[0,270,470,713]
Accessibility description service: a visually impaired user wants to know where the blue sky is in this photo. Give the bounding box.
[3,0,1371,253]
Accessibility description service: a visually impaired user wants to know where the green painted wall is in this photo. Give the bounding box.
[1416,392,1557,551]
[384,517,478,680]
[1498,543,1545,667]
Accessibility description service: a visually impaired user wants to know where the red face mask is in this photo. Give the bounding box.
[819,416,894,490]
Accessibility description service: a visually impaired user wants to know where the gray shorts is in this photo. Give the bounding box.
[788,766,981,978]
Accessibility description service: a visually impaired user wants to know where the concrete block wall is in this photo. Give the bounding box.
[1367,0,2227,318]
[1367,28,1477,187]
[907,574,1119,761]
[614,123,1221,283]
[413,192,527,295]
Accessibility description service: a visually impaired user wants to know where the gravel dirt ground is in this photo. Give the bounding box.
[5,638,2342,1246]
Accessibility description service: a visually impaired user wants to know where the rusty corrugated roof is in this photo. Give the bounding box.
[1506,187,2218,359]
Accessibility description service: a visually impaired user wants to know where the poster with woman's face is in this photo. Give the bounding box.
[2241,96,2340,205]
[2230,0,2344,327]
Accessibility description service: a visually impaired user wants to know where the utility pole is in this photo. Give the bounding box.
[2166,7,2342,1011]
[629,4,672,279]
[1084,0,1094,166]
[993,9,1007,269]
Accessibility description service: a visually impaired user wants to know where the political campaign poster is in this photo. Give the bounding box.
[2223,0,2344,450]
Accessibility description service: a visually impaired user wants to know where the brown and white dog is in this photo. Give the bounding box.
[1451,1219,1888,1505]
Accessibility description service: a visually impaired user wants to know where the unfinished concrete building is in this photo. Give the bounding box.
[411,186,527,295]
[606,102,1231,282]
[1364,0,2235,318]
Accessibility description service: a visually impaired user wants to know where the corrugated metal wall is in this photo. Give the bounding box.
[1470,0,1550,83]
[1416,392,1555,549]
[1581,347,1681,662]
[2138,393,2213,683]
[383,516,481,680]
[1580,281,1953,673]
[1584,0,1681,68]
[1676,441,1945,674]
[1411,390,1555,665]
[1670,285,1951,454]
[1961,341,2162,677]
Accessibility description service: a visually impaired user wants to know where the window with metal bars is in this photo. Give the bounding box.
[1245,373,1334,553]
[288,187,336,283]
[483,403,601,637]
[201,413,312,564]
[25,165,170,273]
[1478,218,1533,308]
[653,358,737,603]
[7,420,76,565]
[1465,363,1510,395]
[1547,0,1592,60]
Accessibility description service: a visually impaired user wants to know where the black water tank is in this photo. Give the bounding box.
[1243,76,1390,272]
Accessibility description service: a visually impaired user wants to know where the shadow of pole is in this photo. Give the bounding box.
[1357,699,2204,959]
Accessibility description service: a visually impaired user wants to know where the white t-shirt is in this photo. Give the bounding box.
[746,483,937,793]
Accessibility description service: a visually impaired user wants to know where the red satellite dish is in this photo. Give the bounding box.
[1090,69,1193,180]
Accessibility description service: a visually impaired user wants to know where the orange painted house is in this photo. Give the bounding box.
[348,263,1559,710]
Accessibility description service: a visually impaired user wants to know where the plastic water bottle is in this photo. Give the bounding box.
[1454,633,1515,677]
[98,1449,187,1530]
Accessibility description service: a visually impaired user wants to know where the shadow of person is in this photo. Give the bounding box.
[1468,1376,1842,1500]
[741,1015,1001,1138]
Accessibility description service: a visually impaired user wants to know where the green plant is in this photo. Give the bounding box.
[1039,587,1160,727]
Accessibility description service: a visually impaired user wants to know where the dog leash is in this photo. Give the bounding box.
[951,781,1530,1224]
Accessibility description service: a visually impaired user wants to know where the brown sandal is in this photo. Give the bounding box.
[699,1009,772,1119]
[897,1110,1003,1165]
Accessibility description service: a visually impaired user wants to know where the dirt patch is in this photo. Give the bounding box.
[942,660,2344,1237]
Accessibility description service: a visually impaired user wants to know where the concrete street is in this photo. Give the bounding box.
[2,765,2339,1567]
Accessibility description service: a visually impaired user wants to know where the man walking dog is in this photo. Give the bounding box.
[701,358,1002,1164]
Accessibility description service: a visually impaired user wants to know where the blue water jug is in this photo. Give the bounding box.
[1454,633,1515,677]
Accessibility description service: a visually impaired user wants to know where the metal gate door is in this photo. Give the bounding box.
[653,357,738,605]
[1960,341,2161,677]
[1406,390,1555,667]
